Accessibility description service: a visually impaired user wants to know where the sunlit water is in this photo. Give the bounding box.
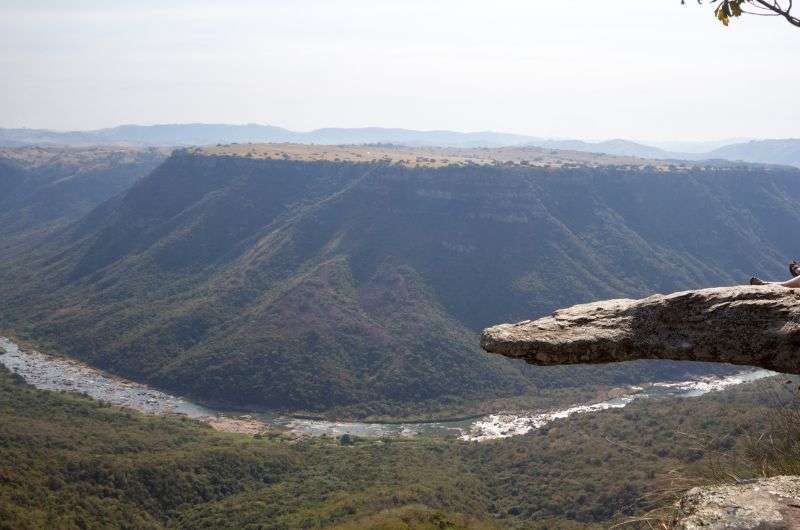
[0,336,776,441]
[460,369,775,441]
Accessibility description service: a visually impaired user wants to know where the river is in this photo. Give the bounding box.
[0,336,776,441]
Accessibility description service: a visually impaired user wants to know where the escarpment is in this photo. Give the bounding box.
[481,285,800,374]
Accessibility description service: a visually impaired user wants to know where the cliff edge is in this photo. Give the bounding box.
[481,285,800,374]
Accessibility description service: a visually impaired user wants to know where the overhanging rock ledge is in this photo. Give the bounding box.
[481,285,800,374]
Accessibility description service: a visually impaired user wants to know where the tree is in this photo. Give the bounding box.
[686,0,799,27]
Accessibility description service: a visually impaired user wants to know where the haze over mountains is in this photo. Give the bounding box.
[2,123,799,167]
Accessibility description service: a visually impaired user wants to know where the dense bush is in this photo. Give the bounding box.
[0,366,787,528]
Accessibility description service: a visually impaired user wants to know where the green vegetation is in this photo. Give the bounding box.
[0,366,491,529]
[2,154,798,414]
[0,367,293,529]
[1,365,794,529]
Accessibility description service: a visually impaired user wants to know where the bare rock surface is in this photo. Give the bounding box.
[675,476,800,529]
[481,285,800,374]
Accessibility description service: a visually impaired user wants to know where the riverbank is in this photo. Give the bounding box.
[0,337,270,435]
[0,335,778,442]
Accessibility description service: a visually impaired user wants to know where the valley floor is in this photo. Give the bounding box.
[1,339,795,528]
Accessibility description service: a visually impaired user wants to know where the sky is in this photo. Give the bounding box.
[1,0,798,141]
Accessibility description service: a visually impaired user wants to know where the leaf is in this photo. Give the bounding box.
[715,4,731,25]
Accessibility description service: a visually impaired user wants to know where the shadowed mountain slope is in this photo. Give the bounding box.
[2,148,798,412]
[0,146,168,254]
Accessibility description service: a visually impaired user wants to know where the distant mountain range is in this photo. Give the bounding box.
[0,124,534,149]
[2,124,799,167]
[521,138,800,167]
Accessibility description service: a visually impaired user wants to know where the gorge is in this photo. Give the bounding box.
[3,143,800,528]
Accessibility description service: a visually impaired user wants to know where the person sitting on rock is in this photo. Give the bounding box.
[750,260,800,287]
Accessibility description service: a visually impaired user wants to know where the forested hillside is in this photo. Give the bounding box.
[2,148,798,413]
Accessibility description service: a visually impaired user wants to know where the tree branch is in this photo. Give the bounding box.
[751,0,800,25]
[687,0,800,27]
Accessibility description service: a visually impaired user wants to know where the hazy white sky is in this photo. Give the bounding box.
[1,0,798,141]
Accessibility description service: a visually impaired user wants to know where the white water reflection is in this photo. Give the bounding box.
[460,369,776,441]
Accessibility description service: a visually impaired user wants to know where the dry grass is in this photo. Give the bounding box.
[739,379,800,477]
[194,142,693,170]
[0,145,171,169]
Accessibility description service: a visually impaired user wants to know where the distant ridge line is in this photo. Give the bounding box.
[1,124,798,167]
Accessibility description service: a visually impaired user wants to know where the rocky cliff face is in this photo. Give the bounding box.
[481,285,800,375]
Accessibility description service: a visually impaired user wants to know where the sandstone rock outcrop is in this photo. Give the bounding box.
[481,285,800,374]
[674,476,800,529]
